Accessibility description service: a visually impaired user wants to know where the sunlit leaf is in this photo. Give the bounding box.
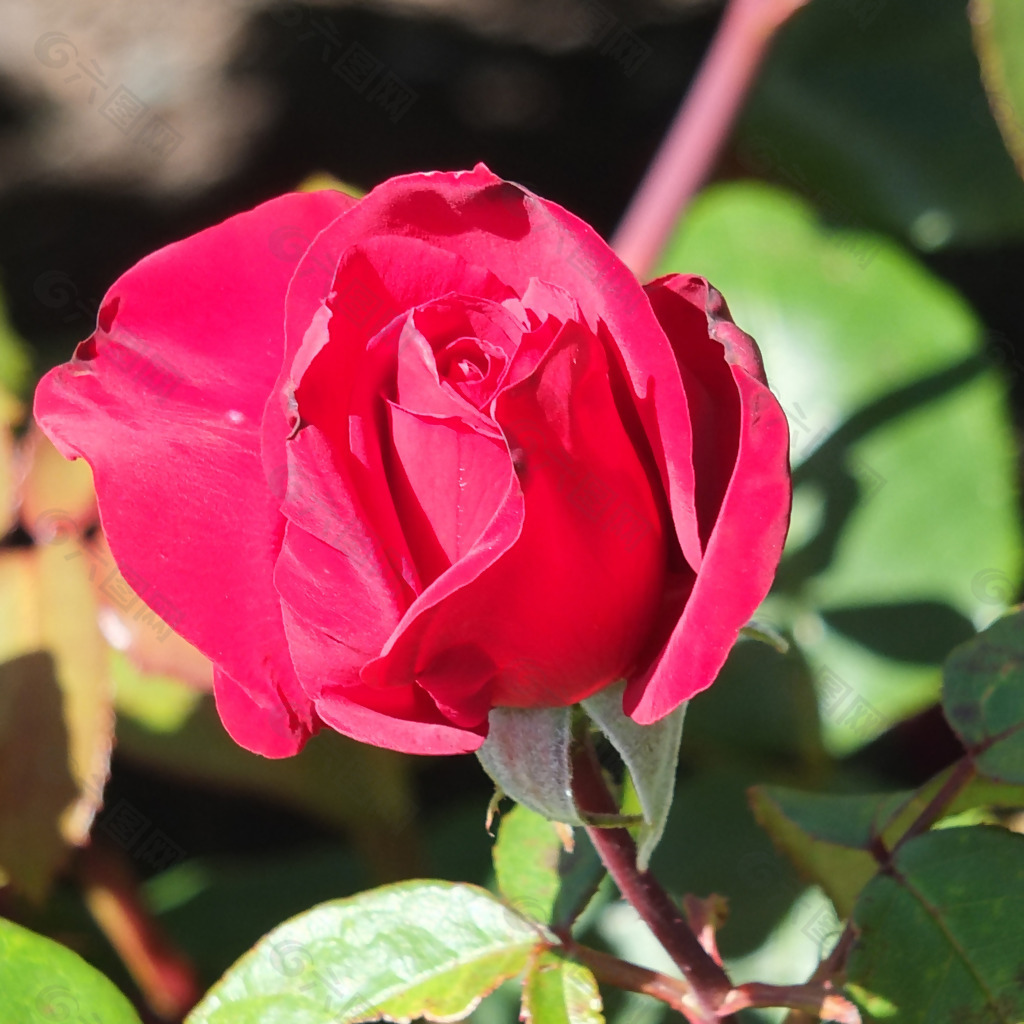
[186,881,546,1024]
[0,388,18,537]
[0,917,141,1024]
[493,805,604,929]
[17,423,97,543]
[298,172,366,198]
[749,787,890,918]
[0,542,113,898]
[522,952,604,1024]
[494,805,563,924]
[0,286,31,395]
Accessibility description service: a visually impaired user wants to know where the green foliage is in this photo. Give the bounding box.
[0,916,142,1023]
[972,0,1024,180]
[493,805,604,930]
[847,826,1024,1022]
[185,881,547,1024]
[749,788,897,918]
[493,805,563,924]
[747,609,1024,1020]
[659,181,1021,754]
[521,953,604,1024]
[0,288,31,396]
[0,544,113,900]
[581,682,685,870]
[943,610,1024,784]
[739,0,1024,247]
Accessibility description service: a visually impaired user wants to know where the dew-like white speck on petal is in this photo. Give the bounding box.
[226,409,245,425]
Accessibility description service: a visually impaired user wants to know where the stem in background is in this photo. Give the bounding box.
[889,758,977,853]
[77,841,199,1020]
[570,738,733,1021]
[610,0,812,279]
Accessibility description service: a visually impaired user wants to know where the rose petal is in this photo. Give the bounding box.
[387,403,511,580]
[625,276,791,723]
[644,275,741,549]
[366,319,666,711]
[34,190,354,756]
[264,234,515,493]
[299,165,703,576]
[314,680,486,755]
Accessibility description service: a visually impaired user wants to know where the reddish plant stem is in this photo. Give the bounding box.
[611,0,812,279]
[720,982,860,1023]
[889,758,977,853]
[559,939,702,1022]
[570,740,733,1021]
[77,841,199,1020]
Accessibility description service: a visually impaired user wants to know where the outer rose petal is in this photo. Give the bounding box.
[33,190,355,757]
[625,275,791,723]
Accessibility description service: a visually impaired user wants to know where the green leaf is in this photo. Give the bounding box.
[581,682,685,869]
[847,826,1024,1022]
[683,634,825,765]
[186,881,547,1024]
[298,172,366,198]
[0,389,18,538]
[738,0,1024,247]
[478,706,582,824]
[943,609,1024,785]
[752,750,1024,923]
[0,916,142,1023]
[0,286,31,395]
[522,952,604,1024]
[494,805,563,924]
[749,787,894,918]
[652,764,803,958]
[0,543,114,899]
[972,0,1024,179]
[659,182,1021,755]
[493,805,605,929]
[18,425,98,544]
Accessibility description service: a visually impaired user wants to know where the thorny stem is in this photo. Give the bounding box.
[570,736,733,1022]
[610,0,812,279]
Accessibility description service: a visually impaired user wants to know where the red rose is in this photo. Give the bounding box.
[34,165,790,758]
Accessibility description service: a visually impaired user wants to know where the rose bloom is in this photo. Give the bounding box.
[35,165,790,758]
